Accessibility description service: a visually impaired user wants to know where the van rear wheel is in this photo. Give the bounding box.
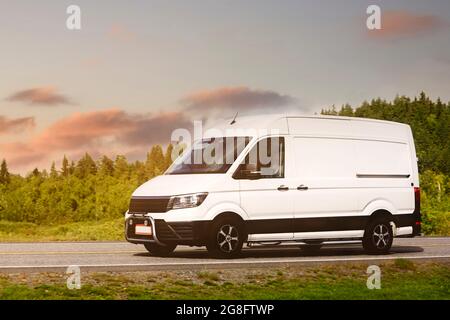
[206,217,244,259]
[144,243,177,257]
[363,217,393,255]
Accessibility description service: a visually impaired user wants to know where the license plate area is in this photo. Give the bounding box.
[135,224,152,235]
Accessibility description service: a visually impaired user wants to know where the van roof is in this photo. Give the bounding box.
[206,114,408,131]
[203,113,411,141]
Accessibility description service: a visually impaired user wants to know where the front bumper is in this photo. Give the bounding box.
[125,215,209,246]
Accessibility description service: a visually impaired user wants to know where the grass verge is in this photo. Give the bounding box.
[0,260,448,300]
[0,215,448,242]
[0,218,124,242]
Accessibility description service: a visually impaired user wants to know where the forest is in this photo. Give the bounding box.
[0,92,449,237]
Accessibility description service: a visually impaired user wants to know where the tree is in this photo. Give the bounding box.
[50,162,58,179]
[75,153,97,178]
[99,155,115,176]
[61,156,70,177]
[163,144,174,171]
[146,145,165,178]
[31,168,40,178]
[0,159,10,184]
[322,105,338,115]
[69,161,76,175]
[114,155,129,178]
[339,104,354,116]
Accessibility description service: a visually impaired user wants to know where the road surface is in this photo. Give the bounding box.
[0,237,449,273]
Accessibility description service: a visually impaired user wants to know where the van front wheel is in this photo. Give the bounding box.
[363,217,393,255]
[206,217,244,259]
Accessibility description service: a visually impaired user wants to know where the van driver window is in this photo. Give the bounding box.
[238,137,285,179]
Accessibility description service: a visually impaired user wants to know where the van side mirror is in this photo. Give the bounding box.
[234,163,261,180]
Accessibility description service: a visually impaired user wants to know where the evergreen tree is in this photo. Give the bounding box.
[146,145,165,177]
[163,144,175,171]
[99,155,115,176]
[0,159,10,184]
[69,161,76,175]
[61,156,70,177]
[50,162,58,179]
[339,104,354,116]
[75,153,97,178]
[31,168,40,177]
[114,155,129,178]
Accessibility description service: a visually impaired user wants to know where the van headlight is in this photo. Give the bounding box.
[167,193,208,210]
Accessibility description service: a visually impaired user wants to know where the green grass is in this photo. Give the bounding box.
[0,218,124,242]
[0,261,448,300]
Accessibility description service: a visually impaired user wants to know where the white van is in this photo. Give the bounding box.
[125,115,421,258]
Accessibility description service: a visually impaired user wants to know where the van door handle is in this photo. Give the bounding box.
[297,185,309,190]
[277,185,289,191]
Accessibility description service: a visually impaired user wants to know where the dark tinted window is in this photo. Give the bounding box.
[235,137,285,179]
[166,137,250,175]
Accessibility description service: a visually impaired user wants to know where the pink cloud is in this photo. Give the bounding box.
[368,10,448,39]
[7,86,72,106]
[0,142,46,167]
[181,86,297,114]
[33,109,133,151]
[108,24,137,42]
[0,115,35,135]
[1,109,190,173]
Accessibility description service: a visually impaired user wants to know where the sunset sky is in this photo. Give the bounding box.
[1,0,450,174]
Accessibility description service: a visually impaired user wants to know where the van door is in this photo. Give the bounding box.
[234,136,294,241]
[291,137,359,239]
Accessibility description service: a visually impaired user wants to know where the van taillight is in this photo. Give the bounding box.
[414,187,420,213]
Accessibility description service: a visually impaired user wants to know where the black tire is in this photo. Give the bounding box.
[206,217,244,259]
[362,216,393,255]
[144,242,177,257]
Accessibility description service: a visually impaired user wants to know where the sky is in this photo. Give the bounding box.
[0,0,449,174]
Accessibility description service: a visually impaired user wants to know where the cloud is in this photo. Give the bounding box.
[0,142,46,167]
[0,115,35,135]
[1,109,190,171]
[181,86,297,115]
[33,109,133,151]
[7,86,72,106]
[368,10,448,39]
[32,109,190,151]
[119,111,192,146]
[107,24,137,42]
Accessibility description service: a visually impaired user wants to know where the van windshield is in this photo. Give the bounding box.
[166,137,251,175]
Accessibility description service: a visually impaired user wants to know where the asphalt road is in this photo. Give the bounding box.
[0,237,449,273]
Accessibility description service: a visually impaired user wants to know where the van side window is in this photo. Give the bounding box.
[235,137,285,179]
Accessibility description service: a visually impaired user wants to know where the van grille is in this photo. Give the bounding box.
[154,220,194,241]
[129,197,170,213]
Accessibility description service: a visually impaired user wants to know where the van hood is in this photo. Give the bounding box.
[132,174,225,197]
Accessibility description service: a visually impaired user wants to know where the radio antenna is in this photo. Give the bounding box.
[230,112,238,125]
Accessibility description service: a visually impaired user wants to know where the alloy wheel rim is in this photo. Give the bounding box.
[372,224,390,249]
[217,224,239,253]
